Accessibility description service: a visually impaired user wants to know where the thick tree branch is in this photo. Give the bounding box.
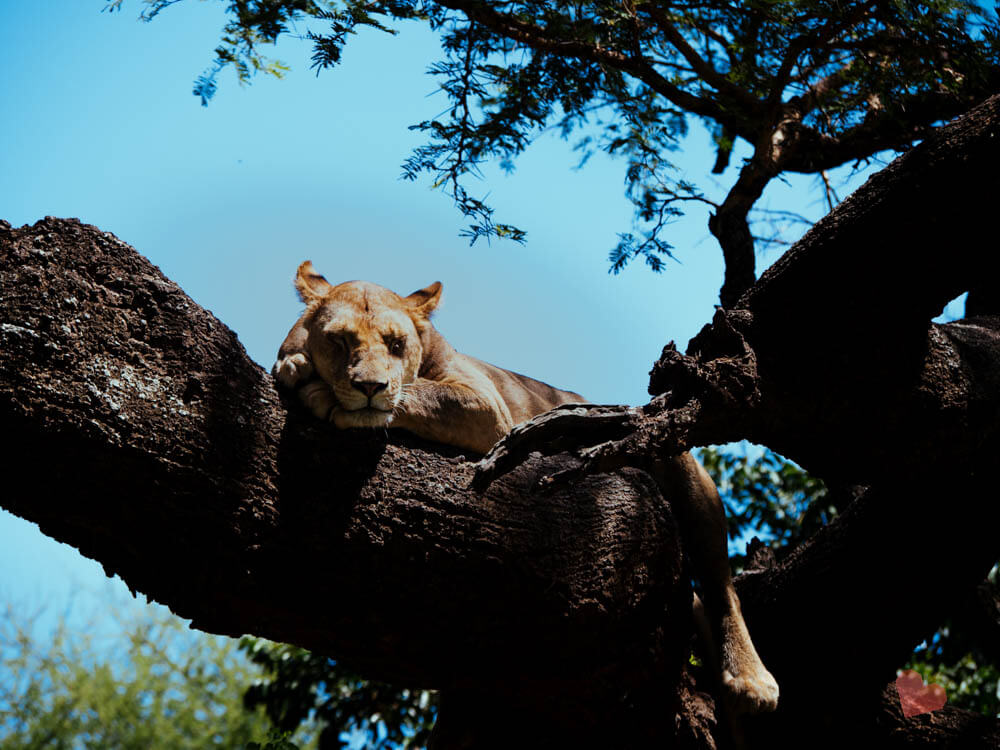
[475,94,1000,741]
[870,683,1000,748]
[4,92,1000,750]
[0,217,689,732]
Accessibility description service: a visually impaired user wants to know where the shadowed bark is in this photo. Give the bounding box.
[471,93,1000,746]
[3,94,1000,748]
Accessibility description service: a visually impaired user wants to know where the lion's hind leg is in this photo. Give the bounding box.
[655,454,779,718]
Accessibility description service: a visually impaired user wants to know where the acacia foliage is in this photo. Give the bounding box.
[697,444,834,569]
[108,0,1000,301]
[240,637,436,749]
[0,602,296,749]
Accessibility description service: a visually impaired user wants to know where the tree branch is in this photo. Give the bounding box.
[5,91,1000,750]
[498,92,1000,481]
[639,7,759,111]
[780,77,1000,174]
[474,94,1000,739]
[768,2,880,111]
[0,217,689,725]
[432,0,743,130]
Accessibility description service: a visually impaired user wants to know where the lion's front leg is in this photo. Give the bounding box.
[272,318,341,422]
[273,352,314,389]
[654,454,779,717]
[273,314,313,386]
[391,377,514,455]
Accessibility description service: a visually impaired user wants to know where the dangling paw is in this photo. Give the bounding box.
[721,663,779,715]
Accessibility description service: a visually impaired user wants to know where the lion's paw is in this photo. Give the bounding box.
[721,666,779,716]
[298,380,340,422]
[273,352,314,389]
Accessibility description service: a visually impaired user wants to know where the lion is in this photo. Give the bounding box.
[273,261,779,718]
[273,261,587,454]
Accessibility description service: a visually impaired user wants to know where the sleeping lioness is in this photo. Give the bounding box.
[273,261,586,453]
[273,261,779,718]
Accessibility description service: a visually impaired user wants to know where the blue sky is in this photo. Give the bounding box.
[0,1,966,664]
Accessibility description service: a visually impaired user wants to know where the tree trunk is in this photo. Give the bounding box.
[707,154,773,308]
[4,93,1000,748]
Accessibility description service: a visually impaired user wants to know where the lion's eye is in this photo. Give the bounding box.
[388,338,405,356]
[326,332,346,351]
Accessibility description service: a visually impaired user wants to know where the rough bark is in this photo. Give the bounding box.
[707,157,769,309]
[0,217,690,743]
[476,93,1000,745]
[3,95,1000,748]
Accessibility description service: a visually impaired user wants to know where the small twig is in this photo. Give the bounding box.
[818,170,841,212]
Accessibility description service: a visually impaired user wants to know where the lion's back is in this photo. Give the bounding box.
[463,355,587,425]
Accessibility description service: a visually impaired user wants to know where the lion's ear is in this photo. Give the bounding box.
[294,261,333,303]
[406,281,443,317]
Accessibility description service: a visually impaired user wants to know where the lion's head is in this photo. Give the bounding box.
[293,261,442,429]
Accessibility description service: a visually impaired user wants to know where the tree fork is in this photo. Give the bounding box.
[708,154,774,308]
[479,93,1000,744]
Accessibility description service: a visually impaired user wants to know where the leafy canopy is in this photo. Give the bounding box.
[0,602,304,749]
[107,0,1000,285]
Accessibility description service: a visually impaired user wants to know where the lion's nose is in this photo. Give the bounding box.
[352,380,388,398]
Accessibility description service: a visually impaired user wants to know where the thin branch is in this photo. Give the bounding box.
[689,20,738,68]
[818,170,840,212]
[768,2,880,111]
[779,88,976,173]
[641,6,759,110]
[751,207,813,224]
[449,22,479,198]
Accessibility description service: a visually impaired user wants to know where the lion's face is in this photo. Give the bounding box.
[298,272,441,430]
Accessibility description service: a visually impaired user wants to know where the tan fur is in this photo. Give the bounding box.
[273,262,586,454]
[652,454,780,723]
[273,262,778,720]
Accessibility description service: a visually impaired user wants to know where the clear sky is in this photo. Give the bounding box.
[0,2,965,654]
